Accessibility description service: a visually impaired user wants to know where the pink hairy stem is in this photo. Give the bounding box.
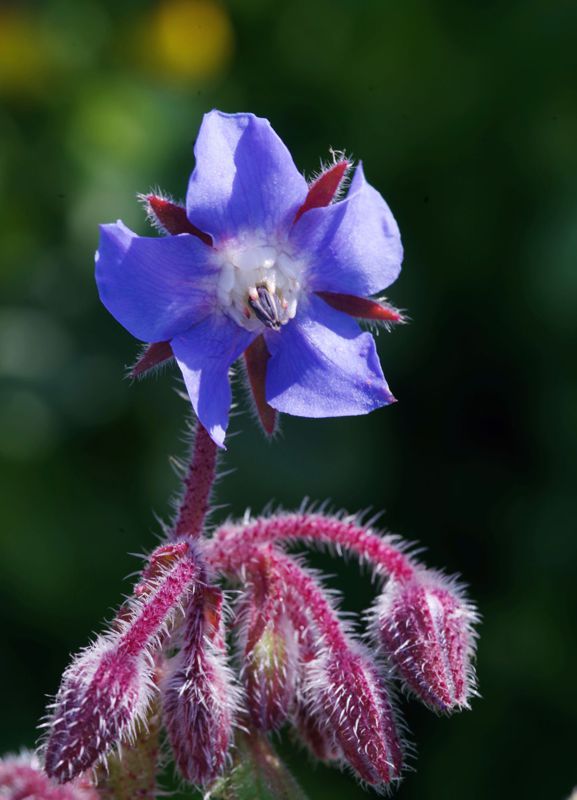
[207,513,416,582]
[172,423,218,541]
[118,554,199,658]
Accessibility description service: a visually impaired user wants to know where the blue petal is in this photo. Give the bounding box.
[291,163,403,297]
[186,111,308,242]
[96,222,218,342]
[265,294,394,417]
[171,314,255,447]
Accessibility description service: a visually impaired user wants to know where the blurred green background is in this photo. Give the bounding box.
[1,0,576,797]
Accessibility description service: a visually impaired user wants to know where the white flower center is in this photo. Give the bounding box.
[215,237,305,332]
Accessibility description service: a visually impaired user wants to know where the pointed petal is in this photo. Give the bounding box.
[265,295,395,418]
[291,163,402,296]
[186,111,308,241]
[171,314,255,447]
[294,159,350,223]
[96,222,218,342]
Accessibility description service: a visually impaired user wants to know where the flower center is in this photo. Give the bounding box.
[215,240,304,332]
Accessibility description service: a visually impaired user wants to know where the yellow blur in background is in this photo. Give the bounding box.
[0,9,51,95]
[136,0,234,82]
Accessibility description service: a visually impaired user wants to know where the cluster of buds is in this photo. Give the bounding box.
[27,422,478,798]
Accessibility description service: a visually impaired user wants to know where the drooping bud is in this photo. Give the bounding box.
[261,550,403,789]
[44,638,149,783]
[0,752,98,799]
[44,552,198,782]
[240,558,298,731]
[163,587,239,787]
[375,571,478,713]
[304,649,403,788]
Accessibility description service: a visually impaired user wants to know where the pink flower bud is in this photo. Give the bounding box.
[240,563,298,730]
[163,587,239,787]
[304,649,403,788]
[44,553,198,782]
[44,637,153,783]
[261,549,403,789]
[375,572,478,713]
[0,752,98,799]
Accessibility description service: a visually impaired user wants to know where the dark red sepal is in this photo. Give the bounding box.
[317,291,405,324]
[244,336,278,436]
[294,160,350,223]
[130,341,174,379]
[144,194,212,245]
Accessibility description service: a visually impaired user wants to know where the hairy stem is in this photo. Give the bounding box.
[207,513,415,581]
[173,423,218,541]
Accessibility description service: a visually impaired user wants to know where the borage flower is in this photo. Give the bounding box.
[96,111,404,445]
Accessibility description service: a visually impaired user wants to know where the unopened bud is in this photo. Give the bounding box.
[305,650,403,788]
[244,612,298,731]
[375,572,478,713]
[44,638,152,783]
[163,588,239,787]
[44,552,198,782]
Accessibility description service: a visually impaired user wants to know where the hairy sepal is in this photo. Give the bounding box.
[129,341,174,379]
[141,193,212,243]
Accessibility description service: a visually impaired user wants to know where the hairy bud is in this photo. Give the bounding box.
[375,572,478,713]
[304,649,403,789]
[240,557,298,731]
[44,637,151,783]
[44,552,198,782]
[0,752,98,799]
[163,587,239,787]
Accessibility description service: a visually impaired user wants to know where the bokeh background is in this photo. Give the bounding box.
[1,0,576,797]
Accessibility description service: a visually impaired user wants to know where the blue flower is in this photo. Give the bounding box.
[95,111,403,446]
